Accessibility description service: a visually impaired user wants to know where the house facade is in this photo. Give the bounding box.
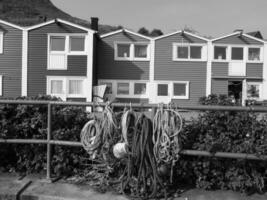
[1,17,267,106]
[210,31,266,105]
[0,18,96,102]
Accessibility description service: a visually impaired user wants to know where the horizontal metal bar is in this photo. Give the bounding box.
[0,139,47,144]
[0,99,266,112]
[180,150,267,161]
[49,140,82,146]
[0,139,82,146]
[1,139,267,161]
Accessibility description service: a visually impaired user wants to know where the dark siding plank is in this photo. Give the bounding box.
[246,63,263,78]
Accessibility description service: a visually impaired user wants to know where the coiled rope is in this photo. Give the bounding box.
[121,113,161,199]
[80,104,119,162]
[152,105,183,182]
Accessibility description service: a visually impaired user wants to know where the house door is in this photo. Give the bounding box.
[155,83,171,104]
[228,81,243,105]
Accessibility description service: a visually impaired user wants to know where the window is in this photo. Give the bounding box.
[51,80,64,94]
[190,46,201,59]
[173,82,189,99]
[177,46,188,59]
[47,76,85,99]
[134,45,148,58]
[117,83,130,95]
[70,36,85,52]
[231,47,243,60]
[134,83,146,95]
[117,44,130,58]
[173,44,205,61]
[48,34,86,70]
[247,83,261,99]
[248,47,260,61]
[69,80,83,95]
[158,84,168,96]
[214,46,227,60]
[115,43,150,60]
[0,32,3,54]
[50,36,65,51]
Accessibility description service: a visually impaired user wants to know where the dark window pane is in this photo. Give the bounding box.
[117,44,130,58]
[248,48,260,61]
[214,46,226,60]
[177,46,188,59]
[190,46,201,59]
[158,84,168,96]
[134,45,147,58]
[231,47,243,60]
[50,36,65,51]
[173,83,186,96]
[70,36,85,51]
[134,83,146,95]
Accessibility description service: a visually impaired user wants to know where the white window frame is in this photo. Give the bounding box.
[172,81,189,99]
[0,75,2,96]
[156,81,190,100]
[0,32,3,54]
[246,82,262,100]
[114,42,150,61]
[247,46,263,63]
[98,79,148,98]
[172,43,207,61]
[47,34,87,70]
[47,76,86,100]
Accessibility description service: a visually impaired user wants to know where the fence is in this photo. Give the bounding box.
[0,99,267,181]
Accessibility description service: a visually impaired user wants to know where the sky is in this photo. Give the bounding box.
[51,0,267,38]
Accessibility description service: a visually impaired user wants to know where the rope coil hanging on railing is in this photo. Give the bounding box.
[80,103,184,198]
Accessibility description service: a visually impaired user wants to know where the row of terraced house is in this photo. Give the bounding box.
[0,17,266,106]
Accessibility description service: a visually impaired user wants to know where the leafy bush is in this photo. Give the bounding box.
[0,95,92,175]
[178,94,267,193]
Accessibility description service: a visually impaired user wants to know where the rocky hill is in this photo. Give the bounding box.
[0,0,121,33]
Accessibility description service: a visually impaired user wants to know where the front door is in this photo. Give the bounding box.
[155,83,171,104]
[228,81,243,105]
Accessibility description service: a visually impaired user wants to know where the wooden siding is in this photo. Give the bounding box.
[27,23,88,97]
[212,62,228,77]
[0,23,22,98]
[246,63,263,78]
[97,32,150,80]
[211,79,228,95]
[213,35,262,45]
[154,34,207,106]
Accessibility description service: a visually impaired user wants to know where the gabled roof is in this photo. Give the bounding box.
[0,19,24,30]
[152,30,209,42]
[25,18,96,33]
[212,31,265,43]
[100,29,152,40]
[246,31,263,39]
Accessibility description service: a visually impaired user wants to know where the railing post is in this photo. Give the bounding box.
[46,103,52,180]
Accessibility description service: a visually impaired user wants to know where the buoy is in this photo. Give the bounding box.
[113,142,128,158]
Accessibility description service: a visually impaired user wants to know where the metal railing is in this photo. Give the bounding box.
[0,99,267,180]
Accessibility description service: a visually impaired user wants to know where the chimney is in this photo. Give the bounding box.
[91,17,99,31]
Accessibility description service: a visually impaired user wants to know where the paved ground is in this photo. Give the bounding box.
[1,173,267,200]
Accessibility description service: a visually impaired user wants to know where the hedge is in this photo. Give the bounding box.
[0,94,267,194]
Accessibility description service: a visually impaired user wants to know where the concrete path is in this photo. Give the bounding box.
[0,173,267,200]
